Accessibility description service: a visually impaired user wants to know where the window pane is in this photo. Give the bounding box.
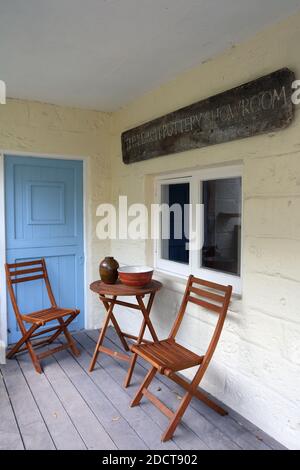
[202,177,241,276]
[161,182,189,264]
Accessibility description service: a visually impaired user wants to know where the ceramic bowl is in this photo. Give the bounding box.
[118,266,153,287]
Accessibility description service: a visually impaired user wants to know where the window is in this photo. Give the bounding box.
[156,178,191,276]
[155,166,242,293]
[202,177,241,276]
[161,182,189,264]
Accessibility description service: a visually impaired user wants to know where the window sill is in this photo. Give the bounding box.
[154,268,242,301]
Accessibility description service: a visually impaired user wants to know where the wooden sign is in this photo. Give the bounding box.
[121,68,295,164]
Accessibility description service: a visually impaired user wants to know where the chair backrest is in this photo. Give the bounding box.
[5,259,57,318]
[169,275,232,383]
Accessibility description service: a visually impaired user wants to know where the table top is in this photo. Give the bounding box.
[90,279,162,297]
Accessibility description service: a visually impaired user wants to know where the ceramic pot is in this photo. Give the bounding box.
[99,256,119,284]
[118,266,153,287]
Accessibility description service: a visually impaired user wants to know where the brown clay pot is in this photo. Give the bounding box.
[99,256,119,284]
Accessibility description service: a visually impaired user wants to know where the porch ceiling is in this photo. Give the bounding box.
[0,0,300,111]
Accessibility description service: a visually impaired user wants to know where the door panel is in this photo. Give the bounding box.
[5,156,84,344]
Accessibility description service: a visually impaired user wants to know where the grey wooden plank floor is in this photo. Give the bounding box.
[0,327,286,451]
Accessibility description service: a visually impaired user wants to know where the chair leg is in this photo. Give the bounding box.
[6,323,43,373]
[161,391,193,442]
[168,372,227,416]
[26,340,43,374]
[47,312,78,344]
[6,324,39,359]
[130,366,157,407]
[58,316,80,357]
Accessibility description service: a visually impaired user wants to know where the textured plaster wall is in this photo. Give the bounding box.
[0,99,113,339]
[110,13,300,449]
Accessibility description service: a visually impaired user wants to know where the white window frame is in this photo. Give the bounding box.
[155,175,192,277]
[154,165,243,294]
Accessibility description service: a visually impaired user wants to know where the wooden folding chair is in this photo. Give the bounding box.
[130,275,232,442]
[5,258,80,373]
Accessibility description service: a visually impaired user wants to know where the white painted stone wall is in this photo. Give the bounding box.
[109,13,300,449]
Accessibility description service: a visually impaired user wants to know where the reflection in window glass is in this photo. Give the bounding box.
[202,177,241,276]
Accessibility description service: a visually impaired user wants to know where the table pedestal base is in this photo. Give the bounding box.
[89,290,160,387]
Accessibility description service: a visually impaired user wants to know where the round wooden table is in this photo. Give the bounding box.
[89,279,162,387]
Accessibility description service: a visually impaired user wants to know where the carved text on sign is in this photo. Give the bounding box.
[121,68,295,164]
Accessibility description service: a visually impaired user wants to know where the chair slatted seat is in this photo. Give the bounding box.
[5,258,80,373]
[23,307,77,325]
[131,339,204,373]
[129,274,232,442]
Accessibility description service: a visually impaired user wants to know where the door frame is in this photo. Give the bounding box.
[0,150,88,347]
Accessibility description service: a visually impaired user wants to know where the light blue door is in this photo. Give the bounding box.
[5,155,84,344]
